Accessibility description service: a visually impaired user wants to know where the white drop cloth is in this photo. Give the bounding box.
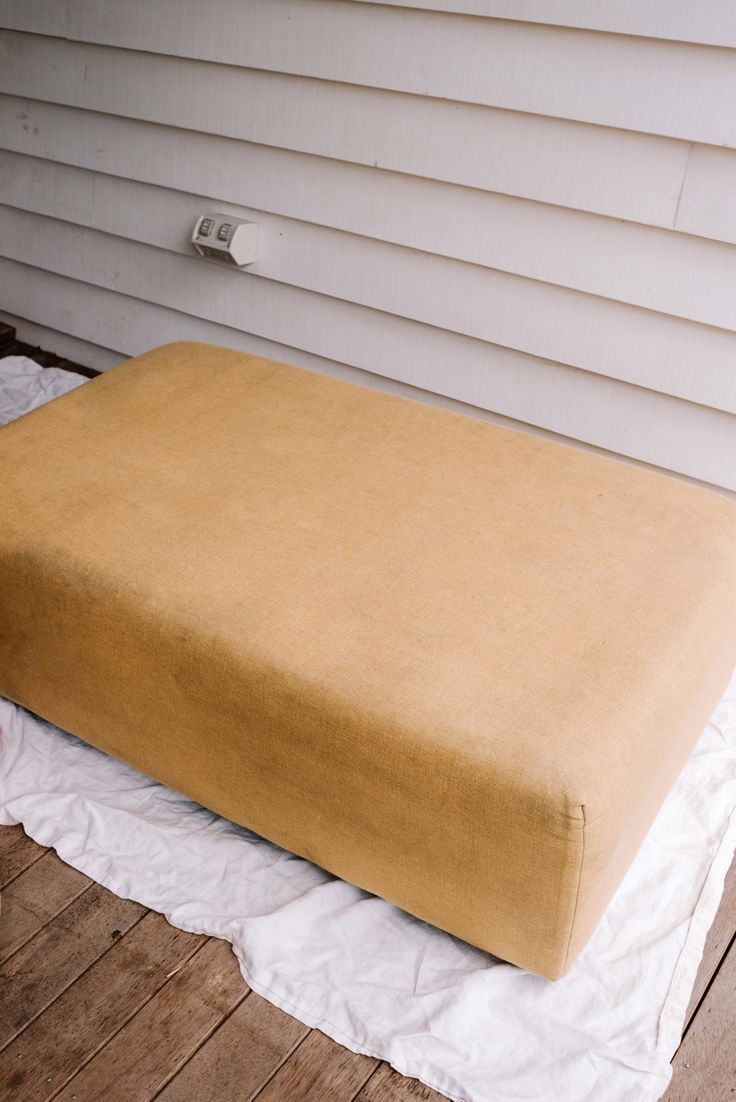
[1,355,735,1102]
[0,354,86,425]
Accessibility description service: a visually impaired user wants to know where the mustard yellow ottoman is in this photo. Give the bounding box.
[2,342,736,980]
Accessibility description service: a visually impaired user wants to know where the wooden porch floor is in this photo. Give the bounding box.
[0,824,734,1102]
[1,327,735,1101]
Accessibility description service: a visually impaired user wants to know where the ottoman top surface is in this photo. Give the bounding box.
[3,341,736,821]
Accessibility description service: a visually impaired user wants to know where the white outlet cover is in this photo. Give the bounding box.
[191,213,258,267]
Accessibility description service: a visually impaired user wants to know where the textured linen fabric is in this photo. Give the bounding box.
[1,341,736,979]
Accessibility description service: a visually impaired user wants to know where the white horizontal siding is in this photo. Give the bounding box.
[3,206,608,418]
[1,3,735,489]
[3,158,736,416]
[3,127,735,326]
[3,6,736,146]
[677,146,736,245]
[0,265,361,386]
[0,94,691,235]
[0,265,594,434]
[351,1,736,49]
[5,256,735,491]
[0,37,692,230]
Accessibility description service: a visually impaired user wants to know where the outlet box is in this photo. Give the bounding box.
[191,213,258,267]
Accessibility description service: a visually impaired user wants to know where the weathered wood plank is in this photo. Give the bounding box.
[0,910,205,1102]
[357,1062,449,1101]
[52,937,247,1101]
[0,339,34,360]
[0,827,47,890]
[663,937,736,1101]
[252,1030,378,1102]
[0,850,90,965]
[158,991,308,1102]
[0,883,144,1050]
[26,349,59,368]
[684,854,736,1028]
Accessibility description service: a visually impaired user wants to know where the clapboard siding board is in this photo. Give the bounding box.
[5,200,736,420]
[677,146,736,245]
[2,7,736,148]
[4,146,736,338]
[3,257,736,492]
[0,262,629,458]
[0,94,697,245]
[0,38,694,232]
[352,0,736,49]
[0,260,418,401]
[3,166,736,416]
[0,262,359,387]
[2,101,734,260]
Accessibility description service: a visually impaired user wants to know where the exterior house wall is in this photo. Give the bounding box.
[1,1,735,488]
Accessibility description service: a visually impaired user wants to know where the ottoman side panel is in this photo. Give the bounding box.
[561,542,736,973]
[0,540,584,981]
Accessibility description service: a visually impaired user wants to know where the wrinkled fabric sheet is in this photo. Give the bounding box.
[0,355,86,425]
[1,355,735,1102]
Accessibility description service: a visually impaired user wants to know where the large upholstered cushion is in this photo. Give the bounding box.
[1,341,736,979]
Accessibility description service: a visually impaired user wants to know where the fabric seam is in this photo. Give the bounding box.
[562,802,586,976]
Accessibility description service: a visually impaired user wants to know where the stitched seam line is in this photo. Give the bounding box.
[562,802,586,975]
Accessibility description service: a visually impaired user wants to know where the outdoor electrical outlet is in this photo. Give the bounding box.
[191,213,258,266]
